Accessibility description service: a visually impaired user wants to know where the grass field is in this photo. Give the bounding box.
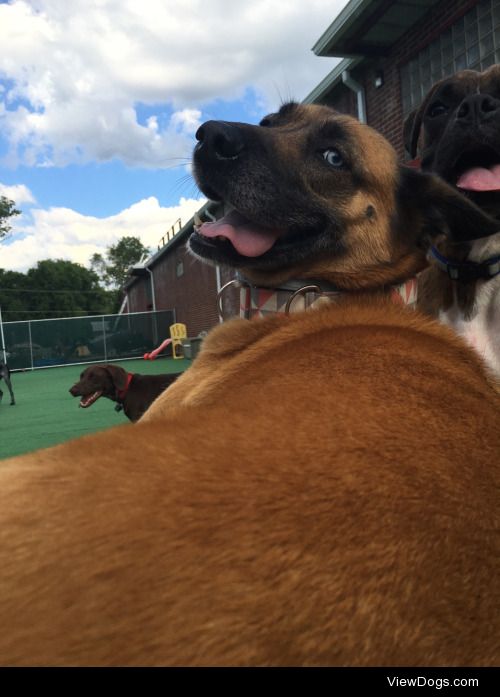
[0,357,190,460]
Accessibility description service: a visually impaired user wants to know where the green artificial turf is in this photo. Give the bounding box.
[0,357,190,460]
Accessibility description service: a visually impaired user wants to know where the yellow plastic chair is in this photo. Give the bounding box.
[169,323,187,360]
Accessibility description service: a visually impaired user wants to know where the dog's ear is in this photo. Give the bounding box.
[403,107,420,159]
[403,80,446,159]
[398,167,500,245]
[103,365,128,390]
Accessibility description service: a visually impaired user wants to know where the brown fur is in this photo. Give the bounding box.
[191,102,498,292]
[0,301,499,666]
[193,104,410,290]
[0,104,499,666]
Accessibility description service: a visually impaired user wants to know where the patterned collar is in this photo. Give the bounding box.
[217,276,418,321]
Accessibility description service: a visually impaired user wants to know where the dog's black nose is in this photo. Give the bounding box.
[456,93,499,123]
[195,121,245,160]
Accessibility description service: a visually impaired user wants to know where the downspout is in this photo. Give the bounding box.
[145,267,156,312]
[118,293,129,315]
[144,266,158,346]
[342,70,366,124]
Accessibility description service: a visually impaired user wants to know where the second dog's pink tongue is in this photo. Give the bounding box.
[198,213,280,257]
[457,164,500,191]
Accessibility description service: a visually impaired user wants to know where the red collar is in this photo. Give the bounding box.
[116,372,133,401]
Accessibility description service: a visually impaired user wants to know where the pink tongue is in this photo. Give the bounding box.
[457,164,500,191]
[197,212,281,257]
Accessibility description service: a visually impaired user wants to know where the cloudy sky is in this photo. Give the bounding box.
[0,0,346,272]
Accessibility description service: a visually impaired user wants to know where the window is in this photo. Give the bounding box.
[176,260,184,277]
[400,0,500,116]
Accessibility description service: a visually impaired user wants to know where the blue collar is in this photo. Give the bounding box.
[430,246,500,282]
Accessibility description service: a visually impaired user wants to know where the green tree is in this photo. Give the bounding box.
[0,269,27,321]
[0,260,115,321]
[90,236,150,289]
[89,252,108,282]
[26,260,112,319]
[0,196,21,240]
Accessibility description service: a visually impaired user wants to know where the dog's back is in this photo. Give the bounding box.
[124,372,180,421]
[0,302,498,666]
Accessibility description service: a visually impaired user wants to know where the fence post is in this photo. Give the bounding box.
[28,320,34,371]
[0,305,6,363]
[102,316,107,362]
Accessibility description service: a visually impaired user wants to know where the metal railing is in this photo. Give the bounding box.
[157,218,182,250]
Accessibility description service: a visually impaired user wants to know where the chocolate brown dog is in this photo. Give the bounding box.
[69,364,181,422]
[404,66,500,379]
[0,104,499,667]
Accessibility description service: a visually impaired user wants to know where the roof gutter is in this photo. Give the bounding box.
[342,69,366,123]
[312,0,373,56]
[303,56,363,104]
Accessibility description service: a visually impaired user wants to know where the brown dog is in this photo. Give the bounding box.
[69,364,180,422]
[404,66,500,379]
[0,103,499,667]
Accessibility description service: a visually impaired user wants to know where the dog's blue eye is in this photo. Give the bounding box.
[323,149,343,167]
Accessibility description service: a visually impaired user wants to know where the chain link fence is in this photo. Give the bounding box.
[1,309,176,371]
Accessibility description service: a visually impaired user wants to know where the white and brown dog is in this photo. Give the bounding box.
[405,65,500,380]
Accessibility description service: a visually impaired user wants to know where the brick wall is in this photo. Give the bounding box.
[127,279,149,313]
[126,237,222,336]
[152,240,220,336]
[324,0,479,156]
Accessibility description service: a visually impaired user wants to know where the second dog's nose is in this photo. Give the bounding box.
[195,120,245,159]
[456,93,499,123]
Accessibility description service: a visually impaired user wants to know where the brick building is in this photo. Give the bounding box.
[123,201,229,336]
[124,0,498,332]
[305,0,499,157]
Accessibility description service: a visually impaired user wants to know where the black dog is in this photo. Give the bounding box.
[0,361,15,406]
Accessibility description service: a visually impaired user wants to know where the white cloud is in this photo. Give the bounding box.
[1,195,206,272]
[0,182,36,205]
[0,0,345,168]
